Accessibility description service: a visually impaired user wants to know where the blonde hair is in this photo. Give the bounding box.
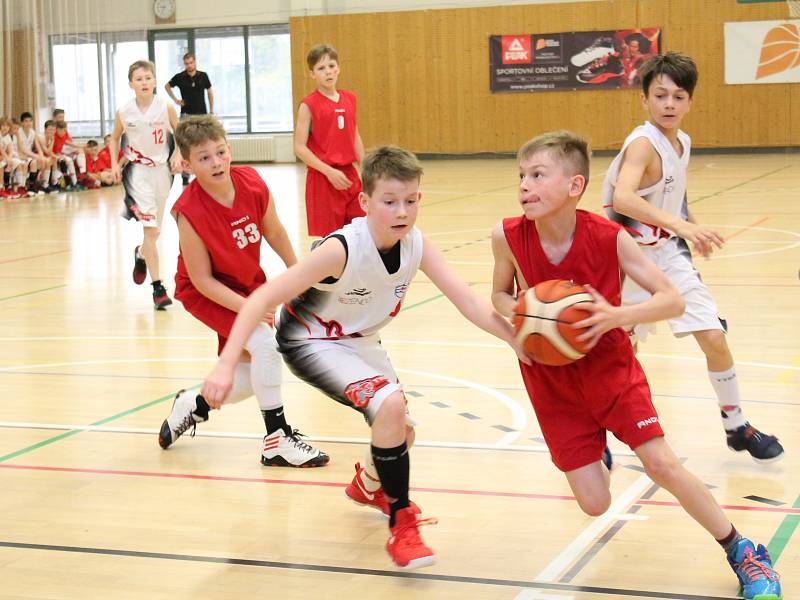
[361,145,423,195]
[128,60,155,81]
[517,130,590,183]
[174,115,227,158]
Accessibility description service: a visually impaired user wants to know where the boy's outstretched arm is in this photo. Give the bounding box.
[167,104,183,175]
[420,236,530,364]
[202,238,346,407]
[574,230,685,348]
[490,222,520,318]
[613,138,723,258]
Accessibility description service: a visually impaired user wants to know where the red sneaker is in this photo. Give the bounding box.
[344,463,421,516]
[386,507,437,570]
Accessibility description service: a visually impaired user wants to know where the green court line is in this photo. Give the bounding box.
[0,385,199,464]
[766,494,800,565]
[1,283,476,463]
[688,166,792,205]
[0,284,67,302]
[399,282,477,313]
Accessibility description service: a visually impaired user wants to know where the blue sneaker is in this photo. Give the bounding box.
[727,539,782,599]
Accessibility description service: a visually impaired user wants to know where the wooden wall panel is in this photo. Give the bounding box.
[290,0,798,153]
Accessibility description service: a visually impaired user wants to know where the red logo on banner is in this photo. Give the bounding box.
[502,36,531,64]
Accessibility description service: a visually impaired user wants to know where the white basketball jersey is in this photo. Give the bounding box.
[602,121,691,246]
[277,217,424,341]
[1,134,16,156]
[18,128,37,154]
[119,95,172,166]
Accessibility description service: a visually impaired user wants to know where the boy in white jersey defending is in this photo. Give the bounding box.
[157,115,328,468]
[202,146,527,570]
[109,60,182,310]
[602,52,783,463]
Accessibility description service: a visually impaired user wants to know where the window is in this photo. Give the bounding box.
[248,25,293,133]
[51,33,101,137]
[196,26,246,132]
[99,32,148,135]
[50,24,292,136]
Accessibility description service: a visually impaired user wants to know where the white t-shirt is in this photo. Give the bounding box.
[602,120,691,246]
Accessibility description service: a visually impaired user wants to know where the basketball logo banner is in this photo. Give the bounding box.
[489,28,661,93]
[724,20,800,83]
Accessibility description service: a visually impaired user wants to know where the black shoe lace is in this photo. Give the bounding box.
[287,429,316,454]
[174,414,198,438]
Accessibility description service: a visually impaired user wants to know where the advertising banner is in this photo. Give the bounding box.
[489,28,661,92]
[724,20,800,84]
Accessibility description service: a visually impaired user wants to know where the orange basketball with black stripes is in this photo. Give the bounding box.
[512,279,593,366]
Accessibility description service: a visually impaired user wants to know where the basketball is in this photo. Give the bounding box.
[512,279,594,366]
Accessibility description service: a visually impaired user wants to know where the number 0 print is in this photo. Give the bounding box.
[337,115,345,130]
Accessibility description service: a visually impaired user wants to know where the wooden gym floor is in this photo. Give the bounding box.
[0,152,798,599]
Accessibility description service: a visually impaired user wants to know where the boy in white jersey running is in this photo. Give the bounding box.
[602,52,783,463]
[109,59,182,310]
[202,146,527,570]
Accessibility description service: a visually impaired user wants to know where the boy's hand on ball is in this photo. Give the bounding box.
[573,285,621,348]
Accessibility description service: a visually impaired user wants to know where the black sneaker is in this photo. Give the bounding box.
[152,281,173,310]
[158,390,211,449]
[726,422,784,463]
[132,245,147,285]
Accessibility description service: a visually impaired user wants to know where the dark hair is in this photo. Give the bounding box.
[174,115,227,158]
[86,139,99,148]
[20,112,33,121]
[361,145,423,195]
[53,108,65,117]
[55,121,68,129]
[183,52,195,61]
[44,119,56,129]
[640,51,698,97]
[306,44,339,70]
[517,130,590,184]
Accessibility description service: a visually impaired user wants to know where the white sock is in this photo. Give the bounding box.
[244,324,283,411]
[709,366,746,430]
[360,447,382,492]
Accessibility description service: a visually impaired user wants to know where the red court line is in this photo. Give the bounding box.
[3,463,799,514]
[0,249,70,265]
[724,216,770,241]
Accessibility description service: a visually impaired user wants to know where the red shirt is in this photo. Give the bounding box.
[172,166,270,301]
[85,151,109,173]
[52,130,73,154]
[303,89,358,167]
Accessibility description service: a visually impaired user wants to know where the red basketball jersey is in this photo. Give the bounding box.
[172,166,269,301]
[503,210,622,305]
[303,89,358,167]
[504,210,661,471]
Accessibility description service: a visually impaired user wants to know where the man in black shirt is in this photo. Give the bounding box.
[165,52,214,184]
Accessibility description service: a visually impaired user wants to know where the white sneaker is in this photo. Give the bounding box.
[261,428,330,468]
[570,36,615,67]
[158,390,210,449]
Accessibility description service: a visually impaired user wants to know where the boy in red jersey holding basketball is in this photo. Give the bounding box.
[156,115,329,468]
[603,52,783,463]
[202,145,526,570]
[491,131,781,600]
[294,43,365,237]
